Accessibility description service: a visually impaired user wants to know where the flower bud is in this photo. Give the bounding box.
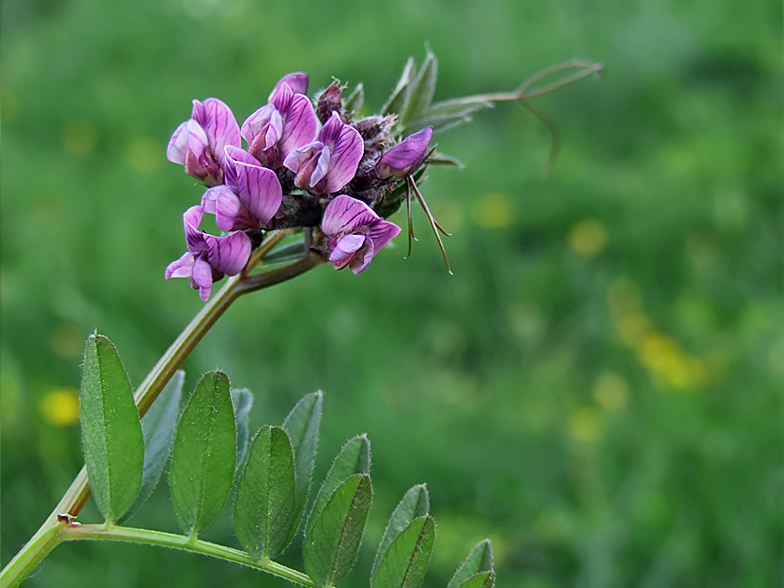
[375,126,433,181]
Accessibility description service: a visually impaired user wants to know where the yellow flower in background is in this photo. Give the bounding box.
[471,193,515,229]
[569,219,607,258]
[40,388,80,427]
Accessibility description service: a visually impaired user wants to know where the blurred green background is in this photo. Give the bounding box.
[1,0,780,586]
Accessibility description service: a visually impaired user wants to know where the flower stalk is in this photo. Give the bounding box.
[0,233,325,588]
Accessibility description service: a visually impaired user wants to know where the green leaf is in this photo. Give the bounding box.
[371,484,430,583]
[303,474,373,587]
[381,57,416,116]
[459,571,495,588]
[371,516,435,588]
[169,371,236,537]
[80,333,144,523]
[282,391,323,541]
[231,387,253,471]
[447,540,494,588]
[117,370,184,523]
[407,97,493,132]
[307,434,371,536]
[401,50,438,128]
[425,151,464,168]
[344,83,364,118]
[233,426,297,559]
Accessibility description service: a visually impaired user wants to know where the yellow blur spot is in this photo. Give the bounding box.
[40,388,80,427]
[639,333,678,372]
[616,311,653,346]
[568,407,604,443]
[593,373,629,411]
[569,219,608,258]
[471,193,515,229]
[62,120,97,155]
[638,333,707,390]
[50,324,84,359]
[126,137,162,174]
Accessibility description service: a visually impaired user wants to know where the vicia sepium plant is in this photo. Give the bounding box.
[1,50,601,588]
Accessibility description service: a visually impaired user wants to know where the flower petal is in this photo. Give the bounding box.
[348,239,375,274]
[183,205,206,252]
[376,126,433,180]
[209,185,244,231]
[321,195,379,236]
[190,255,215,301]
[241,104,283,163]
[367,219,402,252]
[166,121,190,165]
[229,153,283,226]
[165,251,195,279]
[310,145,331,189]
[328,233,365,267]
[192,98,241,168]
[318,113,363,193]
[224,145,264,187]
[278,93,319,160]
[269,72,309,101]
[205,230,251,276]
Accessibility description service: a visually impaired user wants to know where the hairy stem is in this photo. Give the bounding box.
[64,524,319,588]
[0,234,325,588]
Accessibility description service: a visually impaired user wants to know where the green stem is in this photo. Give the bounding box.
[0,521,67,588]
[63,524,319,588]
[0,237,326,588]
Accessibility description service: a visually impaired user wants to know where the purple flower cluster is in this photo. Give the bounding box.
[166,73,433,299]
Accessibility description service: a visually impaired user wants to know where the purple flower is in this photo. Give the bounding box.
[242,79,318,169]
[283,112,364,195]
[165,205,251,301]
[167,98,241,186]
[268,72,309,99]
[376,126,433,181]
[201,145,283,231]
[321,195,401,274]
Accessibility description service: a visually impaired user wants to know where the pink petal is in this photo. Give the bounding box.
[231,157,283,225]
[241,104,282,156]
[318,113,363,193]
[376,126,433,180]
[166,121,189,165]
[190,256,214,301]
[211,186,243,231]
[367,219,401,252]
[205,230,251,276]
[321,195,379,236]
[278,93,318,160]
[310,145,331,188]
[165,251,195,279]
[193,98,241,168]
[183,205,206,251]
[348,239,375,274]
[328,233,365,268]
[269,73,309,101]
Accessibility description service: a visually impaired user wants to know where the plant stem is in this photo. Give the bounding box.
[0,236,325,588]
[63,524,319,588]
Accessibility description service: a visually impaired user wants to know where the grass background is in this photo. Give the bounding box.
[1,0,781,586]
